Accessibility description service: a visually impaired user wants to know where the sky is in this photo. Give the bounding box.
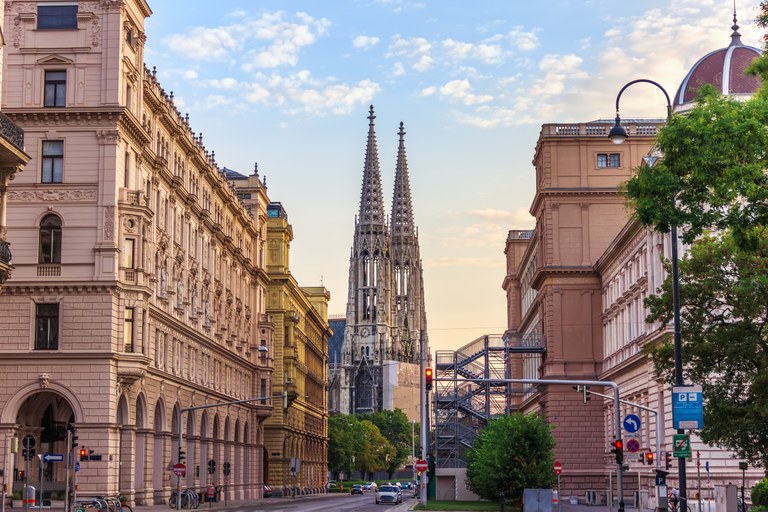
[143,0,763,354]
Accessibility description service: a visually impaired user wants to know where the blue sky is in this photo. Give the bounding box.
[144,0,763,353]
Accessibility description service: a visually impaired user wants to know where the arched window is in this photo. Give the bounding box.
[39,214,62,263]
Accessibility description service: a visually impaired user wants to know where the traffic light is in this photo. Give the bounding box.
[645,451,654,465]
[207,459,216,474]
[572,385,591,403]
[665,451,673,470]
[611,439,624,464]
[425,368,433,391]
[178,450,186,464]
[79,448,87,461]
[69,427,78,449]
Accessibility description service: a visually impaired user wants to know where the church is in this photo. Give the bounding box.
[328,107,428,422]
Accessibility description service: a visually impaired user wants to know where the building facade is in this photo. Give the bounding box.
[502,19,764,505]
[261,201,331,496]
[0,0,31,289]
[0,0,273,504]
[328,108,427,422]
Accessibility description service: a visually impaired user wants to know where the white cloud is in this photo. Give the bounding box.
[508,27,539,51]
[387,36,434,71]
[183,70,198,80]
[441,38,503,64]
[352,35,381,49]
[439,79,493,105]
[391,62,406,77]
[165,27,240,61]
[419,86,437,97]
[206,77,239,90]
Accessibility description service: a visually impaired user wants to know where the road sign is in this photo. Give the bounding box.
[415,459,428,472]
[42,453,64,463]
[173,463,186,477]
[23,435,35,448]
[626,439,641,453]
[673,385,704,429]
[656,473,667,486]
[553,461,563,475]
[673,433,691,458]
[623,414,641,433]
[75,462,80,472]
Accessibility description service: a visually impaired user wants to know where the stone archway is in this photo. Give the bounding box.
[7,389,79,502]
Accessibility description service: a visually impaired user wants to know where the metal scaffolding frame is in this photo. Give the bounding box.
[434,332,545,468]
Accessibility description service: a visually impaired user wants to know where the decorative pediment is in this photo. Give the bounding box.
[37,55,74,66]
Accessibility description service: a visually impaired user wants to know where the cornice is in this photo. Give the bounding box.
[530,187,624,216]
[531,266,598,290]
[5,108,122,127]
[118,110,150,146]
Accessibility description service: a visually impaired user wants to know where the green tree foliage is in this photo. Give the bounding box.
[465,413,556,502]
[643,233,768,468]
[358,409,419,477]
[624,22,768,469]
[328,414,364,476]
[752,478,768,510]
[357,420,396,480]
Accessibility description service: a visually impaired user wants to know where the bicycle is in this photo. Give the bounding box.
[669,497,692,512]
[169,489,200,509]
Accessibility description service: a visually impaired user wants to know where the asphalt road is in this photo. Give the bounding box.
[227,492,415,512]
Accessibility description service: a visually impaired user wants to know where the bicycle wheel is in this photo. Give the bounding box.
[120,504,133,512]
[169,495,177,509]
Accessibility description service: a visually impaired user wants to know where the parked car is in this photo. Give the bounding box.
[375,485,402,505]
[351,484,364,495]
[263,485,272,498]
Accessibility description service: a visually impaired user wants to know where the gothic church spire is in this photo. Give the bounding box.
[358,105,386,231]
[391,122,416,240]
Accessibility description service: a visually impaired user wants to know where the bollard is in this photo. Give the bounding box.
[499,492,506,512]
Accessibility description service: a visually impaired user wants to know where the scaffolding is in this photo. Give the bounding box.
[434,332,545,468]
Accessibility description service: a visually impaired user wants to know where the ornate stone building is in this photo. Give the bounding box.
[261,201,331,496]
[0,0,30,289]
[328,107,427,422]
[0,0,273,504]
[502,18,764,504]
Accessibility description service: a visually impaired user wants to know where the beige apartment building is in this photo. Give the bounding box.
[0,0,274,504]
[503,21,764,505]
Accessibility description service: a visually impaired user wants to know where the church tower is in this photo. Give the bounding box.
[333,107,427,420]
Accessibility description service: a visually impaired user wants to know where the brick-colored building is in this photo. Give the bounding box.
[0,0,273,504]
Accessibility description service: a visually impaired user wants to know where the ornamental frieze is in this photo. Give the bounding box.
[8,189,97,201]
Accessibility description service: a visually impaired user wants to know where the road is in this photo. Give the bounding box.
[227,492,415,512]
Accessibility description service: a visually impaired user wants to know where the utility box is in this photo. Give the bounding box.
[715,484,738,512]
[523,488,553,512]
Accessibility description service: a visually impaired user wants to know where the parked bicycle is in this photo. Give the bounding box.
[74,496,131,512]
[169,489,200,509]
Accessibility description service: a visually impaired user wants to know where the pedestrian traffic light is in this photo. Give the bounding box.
[79,448,87,461]
[425,368,433,391]
[645,451,654,465]
[611,439,624,464]
[665,451,673,470]
[207,459,216,474]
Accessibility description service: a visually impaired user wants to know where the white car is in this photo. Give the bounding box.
[375,485,402,505]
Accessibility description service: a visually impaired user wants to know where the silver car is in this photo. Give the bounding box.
[375,485,402,505]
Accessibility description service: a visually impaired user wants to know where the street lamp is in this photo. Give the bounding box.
[610,78,687,509]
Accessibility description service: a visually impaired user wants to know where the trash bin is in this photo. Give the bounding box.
[24,486,36,507]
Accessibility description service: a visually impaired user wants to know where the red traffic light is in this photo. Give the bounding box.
[425,368,434,390]
[613,440,623,450]
[645,452,654,464]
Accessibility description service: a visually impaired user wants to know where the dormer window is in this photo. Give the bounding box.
[37,4,78,30]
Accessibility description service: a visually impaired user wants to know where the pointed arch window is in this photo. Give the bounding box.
[39,214,62,264]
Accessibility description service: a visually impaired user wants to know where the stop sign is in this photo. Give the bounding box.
[173,463,186,477]
[553,461,563,475]
[415,459,428,472]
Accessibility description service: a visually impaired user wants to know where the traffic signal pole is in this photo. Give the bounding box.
[419,330,428,509]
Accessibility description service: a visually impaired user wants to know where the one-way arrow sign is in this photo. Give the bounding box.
[42,453,64,463]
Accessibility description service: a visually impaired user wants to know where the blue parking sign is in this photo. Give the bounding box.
[673,385,703,429]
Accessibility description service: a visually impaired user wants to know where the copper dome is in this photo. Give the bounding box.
[673,16,762,108]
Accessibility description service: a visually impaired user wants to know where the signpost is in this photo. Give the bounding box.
[673,434,691,459]
[554,461,562,510]
[673,385,704,430]
[172,464,186,477]
[415,459,428,472]
[623,414,641,433]
[42,454,63,463]
[626,439,640,454]
[553,461,562,475]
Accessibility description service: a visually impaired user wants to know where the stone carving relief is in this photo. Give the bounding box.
[104,206,115,240]
[39,373,50,389]
[8,189,97,201]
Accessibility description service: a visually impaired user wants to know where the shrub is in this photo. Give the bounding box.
[752,479,768,509]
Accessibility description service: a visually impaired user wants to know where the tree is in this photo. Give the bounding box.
[328,414,364,478]
[624,21,768,468]
[465,413,556,502]
[358,409,418,477]
[356,420,396,480]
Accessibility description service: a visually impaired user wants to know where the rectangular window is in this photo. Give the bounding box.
[37,5,78,30]
[260,378,267,402]
[44,71,66,107]
[35,303,59,350]
[597,153,621,168]
[123,308,134,352]
[123,238,135,269]
[41,141,64,183]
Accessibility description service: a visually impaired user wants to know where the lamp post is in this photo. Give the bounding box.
[610,78,686,510]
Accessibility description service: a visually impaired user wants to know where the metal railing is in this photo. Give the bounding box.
[0,240,10,265]
[0,111,24,150]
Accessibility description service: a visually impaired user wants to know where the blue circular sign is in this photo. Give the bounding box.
[623,414,641,433]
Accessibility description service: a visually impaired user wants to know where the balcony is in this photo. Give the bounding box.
[0,240,12,285]
[0,112,24,152]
